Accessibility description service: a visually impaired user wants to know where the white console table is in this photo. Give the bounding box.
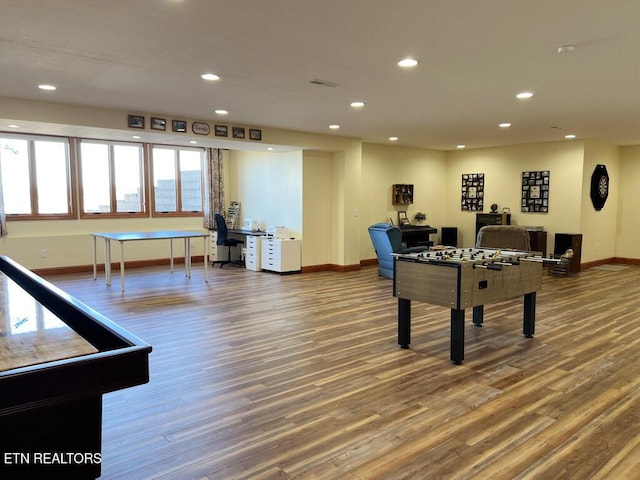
[91,230,209,291]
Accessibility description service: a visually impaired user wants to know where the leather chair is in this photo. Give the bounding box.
[368,223,429,278]
[475,225,531,251]
[213,213,244,267]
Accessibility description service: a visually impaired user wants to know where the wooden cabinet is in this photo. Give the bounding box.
[261,238,301,273]
[476,213,511,234]
[527,230,547,257]
[554,233,582,274]
[245,235,262,271]
[392,184,414,204]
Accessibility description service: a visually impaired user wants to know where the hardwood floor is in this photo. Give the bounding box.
[45,263,640,480]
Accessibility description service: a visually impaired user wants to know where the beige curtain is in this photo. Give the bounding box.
[203,148,224,229]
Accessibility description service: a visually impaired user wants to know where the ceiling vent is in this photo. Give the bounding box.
[309,79,340,87]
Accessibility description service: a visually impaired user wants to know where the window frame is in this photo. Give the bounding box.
[2,134,208,222]
[78,139,147,219]
[1,133,76,220]
[150,144,205,218]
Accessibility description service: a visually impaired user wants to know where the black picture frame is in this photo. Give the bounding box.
[521,170,550,213]
[150,117,166,131]
[127,115,145,129]
[172,120,187,133]
[232,127,245,139]
[215,125,228,137]
[249,129,262,141]
[461,173,484,211]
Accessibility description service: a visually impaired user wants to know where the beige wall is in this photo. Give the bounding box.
[2,97,640,271]
[446,142,585,252]
[617,146,640,259]
[227,149,303,236]
[581,141,620,263]
[361,143,447,260]
[0,216,207,270]
[302,151,333,267]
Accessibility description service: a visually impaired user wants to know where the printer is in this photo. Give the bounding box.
[266,226,289,239]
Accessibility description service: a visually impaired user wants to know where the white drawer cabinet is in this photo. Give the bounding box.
[245,235,262,271]
[210,230,242,263]
[261,238,301,273]
[209,231,219,262]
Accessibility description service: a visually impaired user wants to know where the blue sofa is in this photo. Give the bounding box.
[368,223,429,278]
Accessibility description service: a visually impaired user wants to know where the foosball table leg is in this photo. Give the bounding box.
[523,291,536,338]
[398,298,411,349]
[472,305,484,327]
[451,308,465,364]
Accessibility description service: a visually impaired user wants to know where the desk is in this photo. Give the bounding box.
[228,228,266,236]
[91,230,209,291]
[0,256,151,479]
[399,225,437,247]
[210,229,266,267]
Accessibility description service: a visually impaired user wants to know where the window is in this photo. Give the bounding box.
[0,135,73,218]
[79,140,145,216]
[151,146,203,215]
[1,135,204,221]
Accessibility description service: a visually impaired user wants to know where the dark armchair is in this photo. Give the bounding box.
[475,225,531,251]
[368,223,429,278]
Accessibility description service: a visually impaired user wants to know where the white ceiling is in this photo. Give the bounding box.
[2,0,640,150]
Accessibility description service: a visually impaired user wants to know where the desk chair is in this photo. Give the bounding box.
[213,213,244,268]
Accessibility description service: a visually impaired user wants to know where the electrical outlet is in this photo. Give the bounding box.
[39,249,48,258]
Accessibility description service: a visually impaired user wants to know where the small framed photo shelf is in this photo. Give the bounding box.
[172,120,187,133]
[249,129,262,141]
[127,115,145,129]
[150,117,166,131]
[521,170,550,212]
[461,173,484,211]
[232,127,245,139]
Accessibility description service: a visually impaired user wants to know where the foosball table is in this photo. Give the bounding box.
[393,247,544,364]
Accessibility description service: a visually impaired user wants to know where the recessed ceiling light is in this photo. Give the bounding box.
[189,140,198,144]
[267,147,274,151]
[499,122,512,128]
[201,73,220,81]
[516,91,534,99]
[398,58,418,68]
[565,134,576,139]
[457,145,466,149]
[350,101,365,108]
[132,135,141,139]
[329,124,340,130]
[557,45,576,54]
[38,84,56,91]
[214,109,228,115]
[8,124,19,129]
[388,136,399,141]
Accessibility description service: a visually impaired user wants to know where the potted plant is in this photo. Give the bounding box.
[414,212,427,224]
